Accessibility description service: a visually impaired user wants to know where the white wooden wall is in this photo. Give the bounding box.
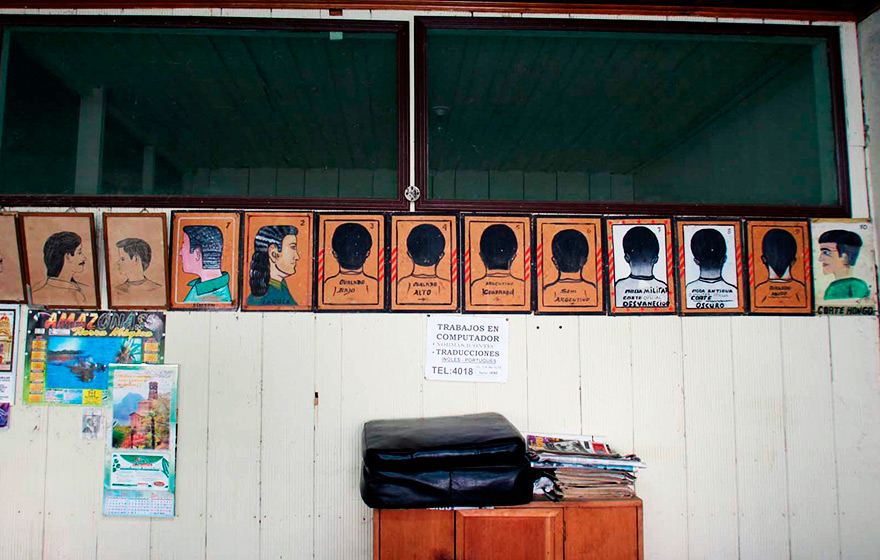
[1,312,879,560]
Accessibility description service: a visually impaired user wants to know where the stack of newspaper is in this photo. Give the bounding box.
[527,433,645,501]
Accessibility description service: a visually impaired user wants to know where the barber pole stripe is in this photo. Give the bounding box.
[803,242,811,285]
[735,240,743,284]
[608,240,616,301]
[378,245,385,283]
[595,244,603,285]
[678,240,685,281]
[748,251,755,288]
[536,242,543,279]
[451,248,458,283]
[318,249,324,282]
[464,249,471,284]
[524,246,531,284]
[390,247,398,283]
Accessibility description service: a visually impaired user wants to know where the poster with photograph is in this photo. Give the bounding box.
[463,215,531,313]
[607,218,675,314]
[170,212,240,310]
[391,215,458,311]
[676,220,745,314]
[103,363,178,518]
[0,307,18,405]
[242,212,313,311]
[747,220,812,314]
[20,213,100,309]
[317,214,385,311]
[535,216,604,314]
[103,213,169,310]
[23,310,165,405]
[812,220,877,315]
[0,213,26,303]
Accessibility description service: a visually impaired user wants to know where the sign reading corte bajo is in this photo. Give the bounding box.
[425,315,509,383]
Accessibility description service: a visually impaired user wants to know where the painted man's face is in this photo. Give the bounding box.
[63,244,86,275]
[272,234,300,277]
[116,248,142,281]
[179,233,201,274]
[819,242,848,277]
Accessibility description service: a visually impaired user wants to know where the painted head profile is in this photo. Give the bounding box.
[43,231,86,280]
[116,238,152,280]
[250,224,300,297]
[818,229,862,278]
[331,222,372,271]
[622,226,659,268]
[479,224,518,271]
[690,229,727,273]
[761,228,798,279]
[406,224,446,268]
[181,225,224,274]
[551,229,589,273]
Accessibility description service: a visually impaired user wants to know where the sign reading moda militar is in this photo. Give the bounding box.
[425,315,509,383]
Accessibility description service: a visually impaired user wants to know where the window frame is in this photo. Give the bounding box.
[0,15,411,210]
[414,16,851,218]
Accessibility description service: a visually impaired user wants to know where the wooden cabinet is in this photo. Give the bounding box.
[373,498,642,560]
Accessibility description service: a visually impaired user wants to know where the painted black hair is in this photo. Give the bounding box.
[622,226,659,264]
[43,231,82,278]
[183,225,224,270]
[250,225,299,297]
[331,222,372,270]
[690,229,727,270]
[479,224,518,270]
[818,229,863,266]
[116,238,152,271]
[406,224,446,267]
[761,228,798,277]
[551,229,589,273]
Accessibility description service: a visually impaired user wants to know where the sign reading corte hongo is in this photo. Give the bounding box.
[425,315,509,383]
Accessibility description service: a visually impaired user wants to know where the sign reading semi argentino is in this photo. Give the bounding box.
[535,216,604,314]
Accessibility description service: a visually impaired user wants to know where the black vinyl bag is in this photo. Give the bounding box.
[360,412,534,509]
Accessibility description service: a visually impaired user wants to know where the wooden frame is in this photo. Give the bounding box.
[745,219,814,315]
[414,17,851,218]
[607,216,676,315]
[0,15,410,211]
[675,218,746,315]
[169,211,242,311]
[102,213,170,310]
[19,212,101,309]
[0,212,27,303]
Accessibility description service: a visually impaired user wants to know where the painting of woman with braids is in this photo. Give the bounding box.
[242,213,313,311]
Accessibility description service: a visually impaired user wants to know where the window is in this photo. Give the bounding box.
[416,18,849,216]
[0,17,409,209]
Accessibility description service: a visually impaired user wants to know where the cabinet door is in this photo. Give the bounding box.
[455,508,563,560]
[564,504,641,560]
[376,509,454,560]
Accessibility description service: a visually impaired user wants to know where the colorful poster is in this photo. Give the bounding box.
[103,363,178,518]
[390,215,458,311]
[0,306,19,405]
[317,214,386,311]
[535,216,604,314]
[0,213,26,303]
[170,212,241,311]
[746,220,813,314]
[607,218,676,314]
[676,220,746,314]
[812,220,877,316]
[242,212,313,311]
[463,215,532,313]
[23,310,165,405]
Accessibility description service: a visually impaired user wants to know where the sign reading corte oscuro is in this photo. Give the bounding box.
[425,315,509,383]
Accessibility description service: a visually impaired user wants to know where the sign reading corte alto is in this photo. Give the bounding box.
[425,315,509,383]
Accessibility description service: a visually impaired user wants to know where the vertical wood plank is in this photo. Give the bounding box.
[630,316,688,560]
[0,304,47,560]
[339,168,374,198]
[829,316,880,560]
[557,171,589,202]
[204,313,263,559]
[150,311,211,560]
[276,168,305,197]
[730,316,789,560]
[589,172,611,201]
[489,170,523,200]
[524,171,556,201]
[455,170,490,200]
[780,317,840,560]
[249,167,278,197]
[526,315,580,434]
[681,317,738,560]
[422,312,478,418]
[260,313,316,560]
[476,315,528,431]
[579,316,634,453]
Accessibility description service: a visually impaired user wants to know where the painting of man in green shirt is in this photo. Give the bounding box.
[818,229,871,300]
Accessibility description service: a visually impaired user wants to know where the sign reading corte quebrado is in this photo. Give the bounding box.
[425,315,509,383]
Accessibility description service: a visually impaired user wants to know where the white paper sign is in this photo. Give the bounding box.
[425,315,509,383]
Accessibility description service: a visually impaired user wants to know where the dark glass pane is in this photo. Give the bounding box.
[0,27,399,199]
[426,28,839,206]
